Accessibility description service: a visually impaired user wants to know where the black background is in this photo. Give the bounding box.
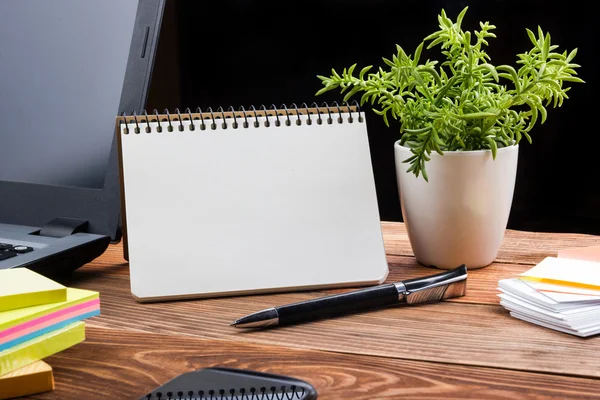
[146,0,599,234]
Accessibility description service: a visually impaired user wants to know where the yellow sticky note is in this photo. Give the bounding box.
[0,361,54,399]
[0,321,84,376]
[520,256,600,290]
[0,269,66,312]
[0,287,98,331]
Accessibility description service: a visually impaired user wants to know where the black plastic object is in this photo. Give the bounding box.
[39,217,89,238]
[26,236,111,277]
[278,284,398,325]
[140,367,318,400]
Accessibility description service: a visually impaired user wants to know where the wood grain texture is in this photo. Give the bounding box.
[31,327,600,400]
[39,222,600,398]
[73,243,564,306]
[88,222,600,275]
[54,263,600,379]
[381,221,600,265]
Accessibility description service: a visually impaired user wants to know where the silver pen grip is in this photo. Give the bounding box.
[395,265,468,304]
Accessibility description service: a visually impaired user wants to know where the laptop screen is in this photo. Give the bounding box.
[0,0,138,189]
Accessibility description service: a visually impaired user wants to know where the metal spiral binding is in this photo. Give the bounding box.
[270,104,280,127]
[195,107,206,130]
[145,384,307,400]
[185,108,195,131]
[119,101,361,135]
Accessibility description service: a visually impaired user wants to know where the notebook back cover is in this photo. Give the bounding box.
[140,367,317,400]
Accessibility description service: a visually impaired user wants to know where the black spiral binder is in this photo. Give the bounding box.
[139,368,317,400]
[117,101,362,134]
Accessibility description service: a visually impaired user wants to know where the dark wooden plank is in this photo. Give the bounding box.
[31,327,600,400]
[381,221,600,265]
[53,270,600,380]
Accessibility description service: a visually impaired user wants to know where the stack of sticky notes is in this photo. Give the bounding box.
[0,268,100,398]
[498,255,600,337]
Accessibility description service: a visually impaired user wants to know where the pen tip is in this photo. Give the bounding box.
[229,321,237,327]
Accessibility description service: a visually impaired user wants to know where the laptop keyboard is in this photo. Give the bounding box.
[0,243,34,261]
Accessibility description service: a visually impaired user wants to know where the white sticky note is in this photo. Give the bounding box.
[526,280,600,303]
[520,257,600,289]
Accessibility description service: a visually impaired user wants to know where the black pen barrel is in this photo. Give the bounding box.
[276,283,399,325]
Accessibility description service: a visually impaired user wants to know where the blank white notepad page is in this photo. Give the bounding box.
[119,112,388,300]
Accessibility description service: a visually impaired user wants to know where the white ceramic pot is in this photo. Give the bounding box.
[394,141,519,269]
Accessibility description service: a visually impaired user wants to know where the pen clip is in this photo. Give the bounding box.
[396,265,468,304]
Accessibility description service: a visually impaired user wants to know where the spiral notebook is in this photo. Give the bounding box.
[117,103,388,301]
[139,367,317,400]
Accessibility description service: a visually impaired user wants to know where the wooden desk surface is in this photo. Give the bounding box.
[31,222,600,399]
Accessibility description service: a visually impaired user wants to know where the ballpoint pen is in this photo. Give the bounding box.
[231,264,467,328]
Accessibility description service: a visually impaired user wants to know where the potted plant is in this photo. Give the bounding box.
[316,7,583,269]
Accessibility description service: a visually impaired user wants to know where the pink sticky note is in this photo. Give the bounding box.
[558,245,600,262]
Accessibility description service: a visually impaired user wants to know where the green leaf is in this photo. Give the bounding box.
[457,111,501,120]
[373,107,391,127]
[419,67,442,85]
[526,28,537,46]
[515,130,522,144]
[542,32,551,59]
[497,65,521,92]
[423,31,440,42]
[463,31,472,48]
[478,63,499,81]
[485,137,497,158]
[315,86,332,96]
[402,155,418,163]
[524,99,538,130]
[404,126,432,134]
[427,36,446,49]
[347,63,357,77]
[421,165,429,182]
[566,48,578,62]
[538,78,562,91]
[383,57,395,67]
[359,91,372,105]
[413,42,424,66]
[359,65,372,80]
[411,69,425,86]
[456,6,469,29]
[343,85,364,102]
[396,44,407,59]
[561,76,585,83]
[539,103,548,123]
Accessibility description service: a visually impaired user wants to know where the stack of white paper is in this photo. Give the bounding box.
[498,256,600,337]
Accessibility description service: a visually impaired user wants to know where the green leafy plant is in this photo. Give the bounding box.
[316,7,583,181]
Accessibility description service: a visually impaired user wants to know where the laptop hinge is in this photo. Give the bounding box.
[39,217,89,238]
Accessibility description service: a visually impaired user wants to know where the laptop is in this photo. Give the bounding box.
[0,0,165,274]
